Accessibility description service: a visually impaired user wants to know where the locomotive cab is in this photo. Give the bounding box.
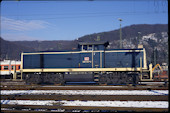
[78,41,109,51]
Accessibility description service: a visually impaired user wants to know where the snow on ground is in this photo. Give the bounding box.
[1,90,168,109]
[1,100,168,108]
[1,90,168,95]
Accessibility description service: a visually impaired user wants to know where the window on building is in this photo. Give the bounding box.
[11,66,14,70]
[4,66,9,70]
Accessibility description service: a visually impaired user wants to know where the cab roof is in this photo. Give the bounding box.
[78,41,109,47]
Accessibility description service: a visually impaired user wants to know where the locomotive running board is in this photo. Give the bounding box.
[21,67,147,73]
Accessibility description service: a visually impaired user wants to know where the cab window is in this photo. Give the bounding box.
[83,45,87,51]
[88,45,93,51]
[94,45,98,50]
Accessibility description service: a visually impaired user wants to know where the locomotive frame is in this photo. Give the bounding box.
[20,41,153,85]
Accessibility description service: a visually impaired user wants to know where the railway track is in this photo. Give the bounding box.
[2,104,168,112]
[1,90,168,112]
[1,85,168,91]
[1,81,168,90]
[0,79,168,86]
[1,94,168,101]
[1,81,169,112]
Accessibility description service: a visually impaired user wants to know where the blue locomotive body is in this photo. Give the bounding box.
[21,41,150,84]
[23,45,144,69]
[105,51,143,68]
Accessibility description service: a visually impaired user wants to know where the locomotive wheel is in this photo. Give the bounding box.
[25,74,41,85]
[41,73,65,85]
[127,73,139,85]
[99,74,108,84]
[54,74,62,84]
[42,74,55,84]
[98,72,139,85]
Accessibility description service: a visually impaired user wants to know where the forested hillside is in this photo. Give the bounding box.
[0,24,168,65]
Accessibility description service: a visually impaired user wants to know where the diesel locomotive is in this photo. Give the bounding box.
[21,41,153,85]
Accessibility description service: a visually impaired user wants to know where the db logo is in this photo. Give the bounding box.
[84,57,89,61]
